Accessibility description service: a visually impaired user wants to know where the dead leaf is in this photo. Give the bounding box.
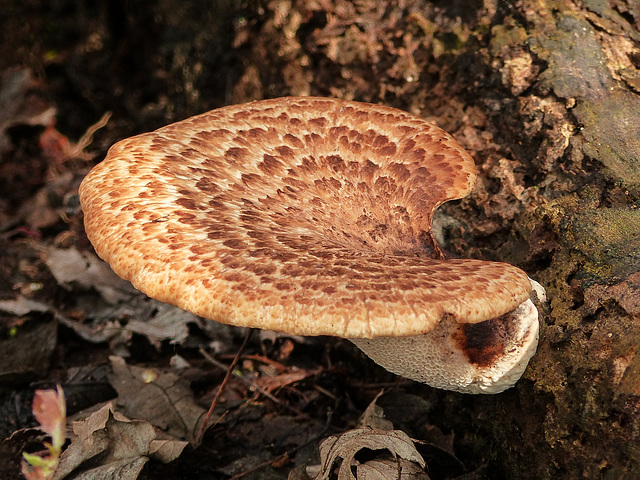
[148,439,189,463]
[45,247,133,304]
[0,68,56,157]
[43,247,196,352]
[17,171,77,230]
[53,402,187,480]
[291,395,430,480]
[357,391,394,431]
[53,403,151,480]
[315,428,426,480]
[108,356,207,441]
[0,317,57,383]
[124,303,193,348]
[66,457,148,480]
[0,296,50,317]
[356,458,430,479]
[55,317,127,346]
[0,293,132,353]
[375,392,466,475]
[55,295,196,358]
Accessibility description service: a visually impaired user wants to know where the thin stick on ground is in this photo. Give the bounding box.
[198,346,306,417]
[193,328,255,445]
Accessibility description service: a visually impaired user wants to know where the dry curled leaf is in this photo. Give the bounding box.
[108,356,207,441]
[356,458,430,479]
[53,402,187,480]
[45,247,133,304]
[357,391,394,431]
[124,303,193,348]
[315,428,426,480]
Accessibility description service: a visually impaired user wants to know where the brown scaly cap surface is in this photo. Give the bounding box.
[79,97,532,338]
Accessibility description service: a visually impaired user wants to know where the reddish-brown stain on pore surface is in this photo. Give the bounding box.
[79,97,532,338]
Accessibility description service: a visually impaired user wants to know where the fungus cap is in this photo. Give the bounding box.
[79,96,539,392]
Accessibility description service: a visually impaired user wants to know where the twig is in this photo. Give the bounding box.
[74,111,112,154]
[312,384,339,402]
[198,347,306,417]
[219,352,290,374]
[193,328,255,445]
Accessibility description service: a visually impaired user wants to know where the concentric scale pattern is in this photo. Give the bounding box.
[80,97,532,338]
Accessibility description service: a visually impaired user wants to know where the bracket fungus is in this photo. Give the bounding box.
[79,97,542,394]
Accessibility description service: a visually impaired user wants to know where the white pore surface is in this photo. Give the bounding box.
[350,298,540,394]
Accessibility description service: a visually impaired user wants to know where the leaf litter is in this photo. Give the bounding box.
[314,429,428,480]
[53,402,186,480]
[107,356,207,442]
[291,392,430,480]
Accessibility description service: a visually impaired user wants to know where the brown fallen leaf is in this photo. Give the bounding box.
[108,356,207,441]
[124,302,193,349]
[53,402,187,480]
[16,171,77,230]
[44,247,133,304]
[291,391,431,480]
[0,68,56,157]
[44,247,194,351]
[357,391,394,432]
[0,317,57,384]
[357,458,430,479]
[376,392,467,477]
[148,439,189,463]
[314,428,427,480]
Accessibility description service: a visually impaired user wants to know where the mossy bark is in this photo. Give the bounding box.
[228,0,640,477]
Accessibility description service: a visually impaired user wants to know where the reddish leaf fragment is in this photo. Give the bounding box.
[21,386,66,480]
[32,386,66,449]
[255,369,319,394]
